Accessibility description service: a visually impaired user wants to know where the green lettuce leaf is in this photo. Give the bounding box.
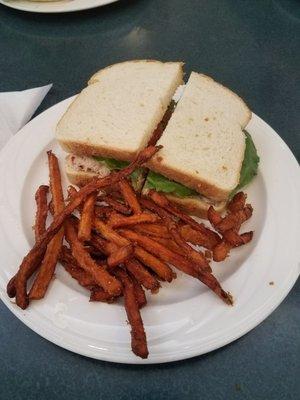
[231,131,259,196]
[145,171,198,198]
[93,156,142,188]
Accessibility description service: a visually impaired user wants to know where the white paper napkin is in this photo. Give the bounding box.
[0,84,52,151]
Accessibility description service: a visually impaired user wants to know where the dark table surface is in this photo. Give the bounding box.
[0,1,299,399]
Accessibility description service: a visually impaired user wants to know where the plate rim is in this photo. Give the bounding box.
[0,0,119,13]
[0,96,299,364]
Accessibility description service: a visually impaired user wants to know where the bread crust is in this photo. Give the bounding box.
[59,139,137,162]
[88,60,184,86]
[147,157,233,201]
[194,73,252,128]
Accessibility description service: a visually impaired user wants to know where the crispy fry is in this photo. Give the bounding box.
[91,232,161,291]
[139,198,211,273]
[129,273,147,308]
[102,196,131,215]
[78,193,97,241]
[11,146,160,308]
[67,185,78,200]
[119,179,142,214]
[146,191,221,245]
[94,218,129,246]
[34,185,49,241]
[7,185,50,299]
[94,205,114,219]
[114,268,148,359]
[29,229,64,300]
[60,246,97,287]
[198,271,233,305]
[29,152,65,301]
[213,241,232,262]
[121,229,231,304]
[216,205,253,233]
[107,244,134,268]
[207,206,223,227]
[134,223,171,238]
[108,212,159,229]
[155,238,183,254]
[125,259,160,292]
[134,246,175,282]
[47,151,65,214]
[89,287,116,303]
[227,192,247,213]
[222,230,253,247]
[179,225,217,250]
[120,229,198,278]
[65,219,122,296]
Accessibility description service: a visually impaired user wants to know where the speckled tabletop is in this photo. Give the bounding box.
[0,1,299,399]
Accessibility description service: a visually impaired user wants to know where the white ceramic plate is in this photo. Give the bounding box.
[0,96,299,364]
[0,0,119,13]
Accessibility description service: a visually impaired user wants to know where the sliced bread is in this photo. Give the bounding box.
[56,60,183,161]
[148,72,251,201]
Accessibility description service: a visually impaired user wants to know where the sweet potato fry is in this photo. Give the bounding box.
[78,193,97,241]
[29,152,65,301]
[60,246,97,288]
[133,223,171,238]
[139,198,211,273]
[216,205,253,233]
[89,287,116,303]
[198,271,233,305]
[34,185,49,240]
[155,238,182,254]
[7,184,50,299]
[102,196,131,215]
[11,146,160,308]
[207,206,223,227]
[179,225,217,250]
[121,229,231,304]
[29,229,64,300]
[67,185,78,200]
[93,218,129,246]
[107,244,134,268]
[227,192,247,213]
[119,179,142,214]
[65,219,122,296]
[213,241,232,262]
[125,259,160,292]
[129,273,147,308]
[120,229,198,279]
[94,205,114,219]
[222,230,253,247]
[134,246,175,282]
[146,191,221,245]
[114,268,148,359]
[108,212,159,229]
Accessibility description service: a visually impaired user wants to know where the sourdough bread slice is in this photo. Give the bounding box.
[148,72,251,201]
[56,60,183,161]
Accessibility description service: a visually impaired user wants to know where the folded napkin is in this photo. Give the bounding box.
[0,84,52,151]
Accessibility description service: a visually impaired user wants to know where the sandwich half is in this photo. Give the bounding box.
[145,72,253,217]
[56,60,183,189]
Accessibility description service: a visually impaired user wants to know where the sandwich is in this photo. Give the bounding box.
[56,60,259,218]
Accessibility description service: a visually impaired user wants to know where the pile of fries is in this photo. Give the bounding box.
[7,146,254,359]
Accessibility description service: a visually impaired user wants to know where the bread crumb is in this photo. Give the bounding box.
[269,281,274,286]
[222,165,228,171]
[204,117,209,121]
